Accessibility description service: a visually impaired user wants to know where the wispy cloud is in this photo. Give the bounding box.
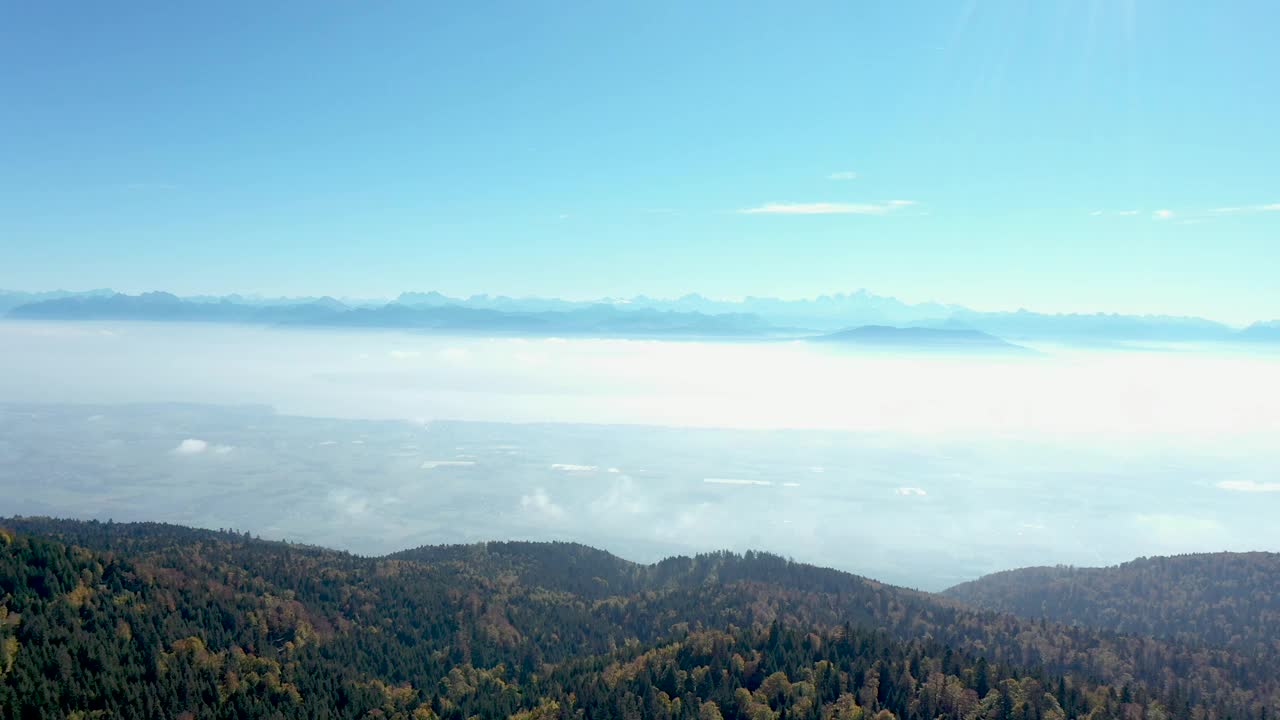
[827,171,858,181]
[421,460,475,470]
[520,488,564,521]
[173,438,208,455]
[740,200,915,215]
[1093,202,1279,222]
[328,488,370,517]
[1217,479,1280,493]
[171,438,233,455]
[704,477,772,486]
[1210,203,1280,214]
[590,475,647,516]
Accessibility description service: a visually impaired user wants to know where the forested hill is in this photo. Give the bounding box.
[1,519,1277,720]
[942,553,1280,657]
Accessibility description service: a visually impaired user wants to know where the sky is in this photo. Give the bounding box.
[2,2,1277,323]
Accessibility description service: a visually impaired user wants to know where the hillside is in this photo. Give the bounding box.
[943,553,1280,657]
[1,518,1277,719]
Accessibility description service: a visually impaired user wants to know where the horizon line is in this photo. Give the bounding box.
[1,285,1271,328]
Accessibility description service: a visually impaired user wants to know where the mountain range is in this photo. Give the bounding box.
[4,288,1277,344]
[1,517,1277,719]
[4,291,777,338]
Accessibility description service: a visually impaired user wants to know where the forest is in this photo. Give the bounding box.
[1,517,1277,720]
[943,553,1280,657]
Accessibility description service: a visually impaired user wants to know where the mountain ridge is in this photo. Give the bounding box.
[943,551,1280,658]
[5,293,780,338]
[5,287,1270,343]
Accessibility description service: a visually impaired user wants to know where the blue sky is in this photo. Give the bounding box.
[2,2,1277,323]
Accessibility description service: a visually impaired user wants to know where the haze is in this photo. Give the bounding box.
[3,319,1276,589]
